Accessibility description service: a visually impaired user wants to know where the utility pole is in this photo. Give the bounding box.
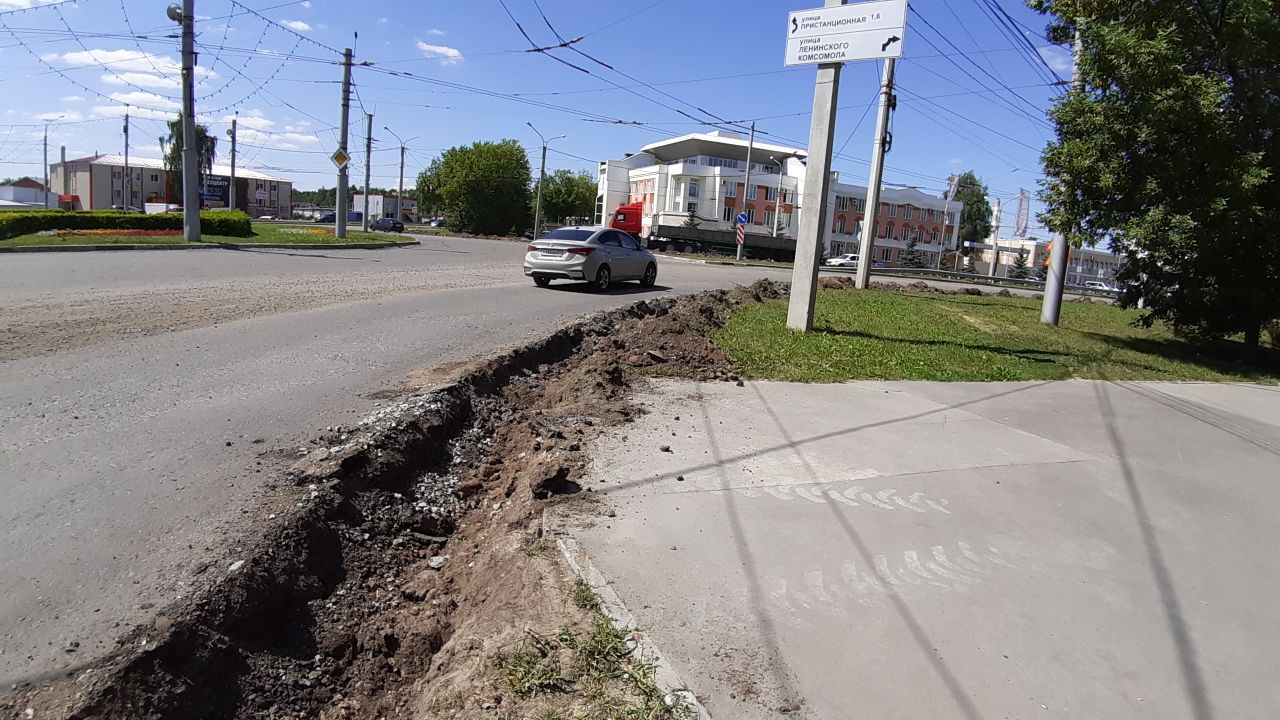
[987,198,1003,277]
[770,155,785,238]
[167,0,200,241]
[42,120,51,208]
[936,174,956,270]
[1041,21,1082,325]
[785,0,845,331]
[384,126,417,223]
[527,121,564,239]
[737,121,756,261]
[336,47,353,238]
[854,58,897,290]
[227,112,237,211]
[123,111,131,209]
[362,112,372,232]
[59,145,66,207]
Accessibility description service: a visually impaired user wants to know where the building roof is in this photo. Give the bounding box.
[0,176,46,189]
[69,154,291,183]
[641,131,807,163]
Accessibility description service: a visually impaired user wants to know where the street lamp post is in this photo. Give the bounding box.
[42,115,62,208]
[383,126,417,223]
[527,121,565,239]
[769,155,785,238]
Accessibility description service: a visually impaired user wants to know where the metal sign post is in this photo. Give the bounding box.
[787,0,908,329]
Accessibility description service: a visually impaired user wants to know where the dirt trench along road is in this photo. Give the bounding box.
[0,235,792,689]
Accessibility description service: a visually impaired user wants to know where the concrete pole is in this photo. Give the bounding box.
[42,122,49,208]
[854,58,897,290]
[179,0,200,241]
[534,143,547,237]
[362,113,372,232]
[936,178,953,270]
[228,114,237,211]
[987,198,1002,277]
[122,112,130,208]
[737,121,755,261]
[771,156,785,238]
[785,1,845,332]
[950,205,962,270]
[60,145,67,202]
[336,47,353,238]
[1041,22,1082,325]
[397,144,405,222]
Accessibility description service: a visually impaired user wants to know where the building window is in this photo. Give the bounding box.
[879,247,893,262]
[902,226,912,241]
[765,186,777,202]
[688,202,698,215]
[888,204,898,218]
[746,208,756,224]
[837,196,849,211]
[747,184,758,200]
[764,210,774,228]
[723,205,734,222]
[688,179,699,198]
[904,205,914,220]
[724,182,736,197]
[835,216,846,234]
[884,222,894,239]
[150,173,159,182]
[931,229,940,244]
[783,213,792,228]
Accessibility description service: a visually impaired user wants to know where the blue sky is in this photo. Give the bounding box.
[0,0,1071,228]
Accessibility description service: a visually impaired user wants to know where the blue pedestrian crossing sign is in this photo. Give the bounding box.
[736,212,748,225]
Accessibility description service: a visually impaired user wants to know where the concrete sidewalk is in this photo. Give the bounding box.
[566,379,1280,719]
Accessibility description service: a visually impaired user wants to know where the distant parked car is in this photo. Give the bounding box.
[371,218,404,232]
[429,217,447,228]
[315,212,336,223]
[257,214,276,221]
[825,253,860,267]
[110,204,144,213]
[1083,281,1117,291]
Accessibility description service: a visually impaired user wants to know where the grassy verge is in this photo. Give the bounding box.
[715,288,1278,382]
[0,223,401,247]
[490,583,691,720]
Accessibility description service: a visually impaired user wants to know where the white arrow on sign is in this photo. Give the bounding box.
[784,0,908,67]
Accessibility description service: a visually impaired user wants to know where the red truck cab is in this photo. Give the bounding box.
[609,201,644,235]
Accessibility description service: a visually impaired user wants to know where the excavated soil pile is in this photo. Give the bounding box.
[5,279,784,720]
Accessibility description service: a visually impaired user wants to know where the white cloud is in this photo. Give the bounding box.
[91,105,172,121]
[300,0,311,6]
[61,95,84,102]
[44,48,214,79]
[106,91,182,112]
[416,41,463,65]
[1037,45,1073,76]
[426,28,445,36]
[282,19,311,31]
[949,157,963,165]
[377,17,388,23]
[101,72,180,89]
[35,110,84,122]
[0,0,57,9]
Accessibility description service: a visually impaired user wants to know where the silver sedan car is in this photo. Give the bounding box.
[524,226,658,291]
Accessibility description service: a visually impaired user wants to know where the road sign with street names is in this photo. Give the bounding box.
[784,0,908,67]
[330,149,350,168]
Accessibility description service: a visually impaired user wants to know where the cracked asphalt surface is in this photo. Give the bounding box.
[0,235,792,687]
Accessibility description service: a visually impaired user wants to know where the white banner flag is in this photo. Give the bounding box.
[1014,188,1030,237]
[946,174,960,201]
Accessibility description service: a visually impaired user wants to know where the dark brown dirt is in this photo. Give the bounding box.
[3,280,783,720]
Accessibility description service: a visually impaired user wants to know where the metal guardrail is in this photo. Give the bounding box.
[818,265,1122,299]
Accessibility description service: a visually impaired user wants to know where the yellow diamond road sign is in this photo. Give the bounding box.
[330,149,350,168]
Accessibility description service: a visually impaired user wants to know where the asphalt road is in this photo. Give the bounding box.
[0,235,796,687]
[573,380,1280,719]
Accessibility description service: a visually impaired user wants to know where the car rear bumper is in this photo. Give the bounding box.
[524,266,586,280]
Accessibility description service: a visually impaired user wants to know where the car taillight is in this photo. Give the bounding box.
[527,244,539,251]
[566,247,596,256]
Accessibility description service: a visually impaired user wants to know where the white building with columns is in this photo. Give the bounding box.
[597,130,961,263]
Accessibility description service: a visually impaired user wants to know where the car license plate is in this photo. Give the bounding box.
[539,249,563,257]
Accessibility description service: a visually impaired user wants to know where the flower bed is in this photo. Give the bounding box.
[37,229,184,237]
[279,226,335,235]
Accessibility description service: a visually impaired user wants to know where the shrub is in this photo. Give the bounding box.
[0,209,253,240]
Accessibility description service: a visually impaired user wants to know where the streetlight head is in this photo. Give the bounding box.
[166,3,183,22]
[526,121,534,128]
[554,134,566,140]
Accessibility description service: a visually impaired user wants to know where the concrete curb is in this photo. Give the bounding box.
[0,240,420,253]
[652,253,708,265]
[554,533,713,720]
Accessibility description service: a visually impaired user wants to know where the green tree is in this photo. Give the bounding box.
[159,115,217,203]
[432,140,531,234]
[1031,0,1280,349]
[414,156,442,217]
[681,208,701,229]
[1009,248,1031,279]
[953,170,992,256]
[900,234,927,268]
[535,169,596,225]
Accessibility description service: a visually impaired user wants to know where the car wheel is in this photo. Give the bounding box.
[592,265,611,292]
[640,263,657,287]
[534,276,551,287]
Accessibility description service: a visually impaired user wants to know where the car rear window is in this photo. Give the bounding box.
[542,229,595,241]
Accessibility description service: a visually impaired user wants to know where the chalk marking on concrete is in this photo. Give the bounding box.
[805,570,836,603]
[794,486,828,504]
[761,486,795,501]
[828,489,860,506]
[924,497,952,514]
[932,545,984,576]
[985,546,1018,568]
[874,555,903,586]
[860,492,896,510]
[926,560,978,585]
[893,494,928,513]
[841,561,868,593]
[956,542,989,573]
